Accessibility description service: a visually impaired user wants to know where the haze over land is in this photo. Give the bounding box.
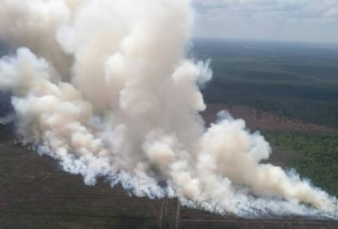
[0,0,337,218]
[193,0,338,44]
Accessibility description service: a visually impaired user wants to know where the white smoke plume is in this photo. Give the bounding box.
[0,0,337,217]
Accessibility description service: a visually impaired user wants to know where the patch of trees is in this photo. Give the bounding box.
[202,80,338,128]
[263,132,338,197]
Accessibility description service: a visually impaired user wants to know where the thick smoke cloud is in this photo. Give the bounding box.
[0,0,337,217]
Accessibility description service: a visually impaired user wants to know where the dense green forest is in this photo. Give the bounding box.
[193,39,338,128]
[264,132,338,197]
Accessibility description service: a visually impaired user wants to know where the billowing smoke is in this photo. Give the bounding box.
[0,0,336,217]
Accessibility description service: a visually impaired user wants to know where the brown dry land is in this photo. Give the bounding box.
[202,104,337,134]
[1,107,338,229]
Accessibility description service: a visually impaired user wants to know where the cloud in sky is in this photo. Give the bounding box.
[192,0,338,44]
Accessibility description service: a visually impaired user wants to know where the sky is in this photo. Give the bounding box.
[192,0,338,44]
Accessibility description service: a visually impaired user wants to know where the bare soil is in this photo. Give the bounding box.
[201,104,337,134]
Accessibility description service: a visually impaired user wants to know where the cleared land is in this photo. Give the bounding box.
[202,104,337,134]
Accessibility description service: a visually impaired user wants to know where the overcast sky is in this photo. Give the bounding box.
[192,0,338,44]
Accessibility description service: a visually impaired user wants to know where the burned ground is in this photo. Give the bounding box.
[1,120,338,229]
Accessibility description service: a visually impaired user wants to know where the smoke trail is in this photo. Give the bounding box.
[0,0,337,217]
